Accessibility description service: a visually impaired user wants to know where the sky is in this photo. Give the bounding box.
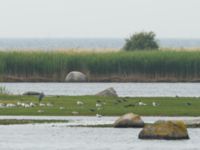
[0,0,199,38]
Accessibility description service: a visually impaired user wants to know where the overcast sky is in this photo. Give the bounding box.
[0,0,199,38]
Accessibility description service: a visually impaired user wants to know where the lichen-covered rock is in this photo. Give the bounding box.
[139,120,189,140]
[65,71,87,82]
[96,87,118,97]
[23,91,41,96]
[114,113,144,128]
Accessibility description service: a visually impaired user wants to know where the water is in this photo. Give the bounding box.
[0,38,200,50]
[1,82,200,97]
[0,116,199,150]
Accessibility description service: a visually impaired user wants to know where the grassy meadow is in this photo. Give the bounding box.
[0,50,200,81]
[0,94,200,116]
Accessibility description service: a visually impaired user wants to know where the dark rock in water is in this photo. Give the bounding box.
[65,71,88,82]
[114,113,144,128]
[23,91,41,96]
[139,120,189,140]
[96,87,118,97]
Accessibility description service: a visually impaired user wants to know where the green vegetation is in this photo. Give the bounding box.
[0,86,9,94]
[0,119,68,125]
[0,94,200,116]
[123,31,159,51]
[0,50,200,81]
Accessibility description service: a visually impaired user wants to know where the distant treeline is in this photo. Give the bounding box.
[0,50,200,82]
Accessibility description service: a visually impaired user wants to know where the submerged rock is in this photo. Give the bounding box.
[23,91,41,96]
[139,120,189,140]
[96,87,118,97]
[114,113,144,128]
[65,71,88,82]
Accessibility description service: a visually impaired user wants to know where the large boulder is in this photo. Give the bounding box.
[139,120,189,140]
[114,113,144,128]
[96,87,118,97]
[184,119,200,128]
[23,91,41,96]
[65,71,88,82]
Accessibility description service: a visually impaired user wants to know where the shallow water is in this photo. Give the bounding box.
[0,38,200,49]
[0,116,199,150]
[1,82,200,97]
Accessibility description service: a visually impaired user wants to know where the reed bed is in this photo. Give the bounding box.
[0,50,200,81]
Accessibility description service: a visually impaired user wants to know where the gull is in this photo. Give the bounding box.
[17,102,22,106]
[6,104,16,108]
[152,102,159,107]
[138,101,147,106]
[39,103,46,107]
[47,103,53,107]
[96,103,102,107]
[24,104,30,108]
[59,107,65,110]
[96,114,102,118]
[77,101,84,105]
[30,102,35,107]
[38,110,44,113]
[72,111,79,115]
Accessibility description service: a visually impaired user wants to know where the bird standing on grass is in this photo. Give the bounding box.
[38,92,45,103]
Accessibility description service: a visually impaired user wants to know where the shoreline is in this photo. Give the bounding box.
[1,50,200,82]
[2,75,200,82]
[0,117,199,128]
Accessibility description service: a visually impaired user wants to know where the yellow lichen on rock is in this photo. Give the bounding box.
[139,120,189,140]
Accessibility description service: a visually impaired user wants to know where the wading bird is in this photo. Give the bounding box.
[38,92,45,103]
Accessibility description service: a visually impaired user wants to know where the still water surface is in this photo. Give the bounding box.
[1,82,200,97]
[0,116,199,150]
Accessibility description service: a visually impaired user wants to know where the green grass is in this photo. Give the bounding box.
[0,94,200,116]
[0,119,68,125]
[1,50,200,81]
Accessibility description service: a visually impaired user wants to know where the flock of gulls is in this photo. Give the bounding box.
[73,99,160,118]
[0,91,162,117]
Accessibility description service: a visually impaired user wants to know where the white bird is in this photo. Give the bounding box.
[39,103,46,107]
[72,111,79,115]
[96,114,102,118]
[77,101,84,105]
[59,107,65,110]
[37,110,44,113]
[17,102,22,106]
[6,104,16,107]
[138,102,147,106]
[24,104,30,108]
[47,103,53,107]
[30,102,35,107]
[96,103,102,107]
[152,102,159,107]
[21,103,25,107]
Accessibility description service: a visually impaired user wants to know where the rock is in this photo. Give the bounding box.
[114,113,144,128]
[139,120,189,140]
[183,119,200,128]
[23,91,41,96]
[65,71,88,82]
[96,87,118,97]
